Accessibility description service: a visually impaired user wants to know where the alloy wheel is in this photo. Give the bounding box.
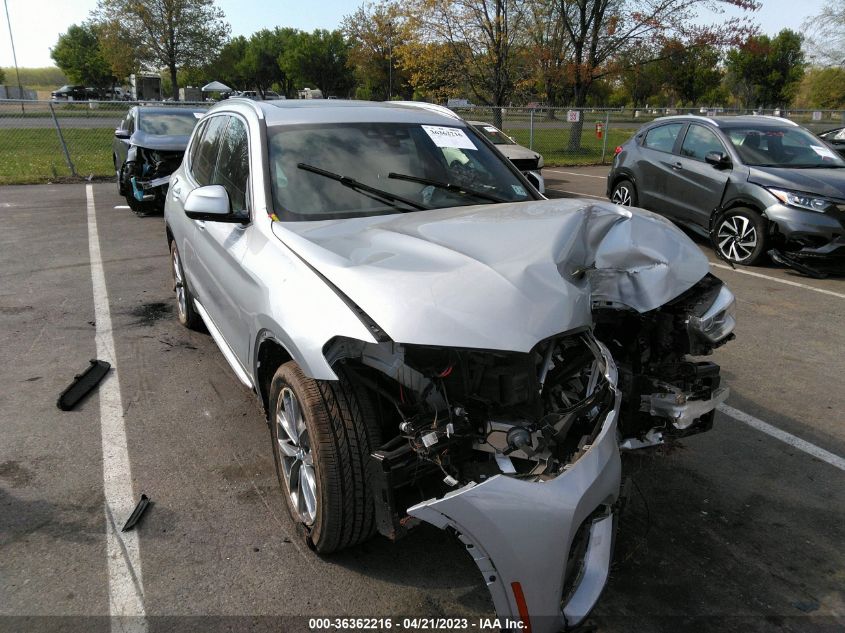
[275,387,317,525]
[612,185,632,206]
[172,248,187,320]
[717,215,758,263]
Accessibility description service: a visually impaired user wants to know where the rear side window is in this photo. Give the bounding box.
[680,124,725,161]
[190,116,228,186]
[212,117,250,213]
[643,123,683,153]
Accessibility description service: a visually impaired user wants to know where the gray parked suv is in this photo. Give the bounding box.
[164,99,736,631]
[608,115,845,274]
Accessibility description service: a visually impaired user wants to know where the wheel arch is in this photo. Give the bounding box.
[609,170,638,193]
[710,197,765,230]
[254,333,294,416]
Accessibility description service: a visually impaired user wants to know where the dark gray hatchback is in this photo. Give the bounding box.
[607,115,845,274]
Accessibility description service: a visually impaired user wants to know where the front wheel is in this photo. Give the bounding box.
[712,208,766,265]
[610,179,637,207]
[269,361,381,553]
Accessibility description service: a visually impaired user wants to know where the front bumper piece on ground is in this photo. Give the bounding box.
[408,404,622,633]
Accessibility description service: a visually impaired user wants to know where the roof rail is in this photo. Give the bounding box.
[211,96,265,119]
[752,114,799,126]
[390,101,463,121]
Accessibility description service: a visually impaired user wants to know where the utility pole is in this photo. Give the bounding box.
[3,0,25,113]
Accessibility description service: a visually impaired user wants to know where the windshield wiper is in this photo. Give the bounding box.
[297,163,429,211]
[388,172,508,204]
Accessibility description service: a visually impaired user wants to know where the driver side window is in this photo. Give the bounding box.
[212,117,250,213]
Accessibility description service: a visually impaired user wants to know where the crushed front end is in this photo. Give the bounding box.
[593,273,736,450]
[121,146,184,211]
[327,331,622,632]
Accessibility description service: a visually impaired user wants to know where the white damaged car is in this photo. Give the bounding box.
[164,99,736,632]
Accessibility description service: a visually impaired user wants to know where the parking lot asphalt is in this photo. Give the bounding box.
[1,178,844,633]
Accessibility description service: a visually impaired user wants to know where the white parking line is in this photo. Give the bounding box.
[709,262,845,300]
[718,404,845,473]
[87,185,148,631]
[546,187,605,199]
[545,169,608,179]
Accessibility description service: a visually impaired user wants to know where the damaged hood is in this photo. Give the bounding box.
[496,144,541,163]
[271,199,709,352]
[128,130,191,152]
[748,166,845,200]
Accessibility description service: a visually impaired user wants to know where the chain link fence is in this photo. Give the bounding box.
[0,99,208,185]
[2,100,845,185]
[454,106,845,169]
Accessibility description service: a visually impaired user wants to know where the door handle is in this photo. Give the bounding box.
[196,220,206,231]
[672,162,683,170]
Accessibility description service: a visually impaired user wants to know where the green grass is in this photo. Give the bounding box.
[506,126,635,166]
[0,128,114,185]
[0,124,636,186]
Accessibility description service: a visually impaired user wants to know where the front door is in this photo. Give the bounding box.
[667,123,732,228]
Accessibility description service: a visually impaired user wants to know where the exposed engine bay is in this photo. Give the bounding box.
[325,273,733,534]
[320,273,734,631]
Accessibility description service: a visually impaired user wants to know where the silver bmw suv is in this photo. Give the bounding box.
[164,99,736,632]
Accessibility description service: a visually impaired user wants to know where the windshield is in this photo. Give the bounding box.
[726,126,845,168]
[267,122,532,220]
[472,123,515,145]
[139,112,202,136]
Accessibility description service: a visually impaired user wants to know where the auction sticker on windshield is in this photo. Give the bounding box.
[422,125,477,150]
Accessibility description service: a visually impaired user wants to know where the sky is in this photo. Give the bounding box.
[0,0,831,69]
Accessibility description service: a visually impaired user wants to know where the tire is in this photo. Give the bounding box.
[115,157,127,196]
[169,241,202,330]
[712,208,766,265]
[125,193,159,216]
[610,179,637,207]
[269,361,382,554]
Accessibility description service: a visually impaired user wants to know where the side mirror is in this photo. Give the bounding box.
[114,128,130,140]
[184,185,245,223]
[705,151,731,168]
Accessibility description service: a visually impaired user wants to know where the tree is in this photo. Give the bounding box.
[397,40,467,102]
[50,23,115,88]
[211,35,250,91]
[725,30,805,108]
[793,67,845,109]
[407,0,530,126]
[241,28,299,97]
[659,38,722,106]
[0,68,5,84]
[551,0,757,150]
[279,30,355,97]
[92,0,230,100]
[802,0,845,67]
[343,2,412,101]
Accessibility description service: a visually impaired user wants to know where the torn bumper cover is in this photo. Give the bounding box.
[131,174,171,202]
[407,353,622,633]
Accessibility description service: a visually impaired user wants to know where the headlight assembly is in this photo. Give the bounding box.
[768,188,832,213]
[687,284,736,345]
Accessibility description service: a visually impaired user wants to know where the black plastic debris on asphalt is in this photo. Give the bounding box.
[56,359,111,411]
[122,494,152,532]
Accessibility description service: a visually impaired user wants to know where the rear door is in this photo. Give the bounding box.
[667,123,732,227]
[634,122,685,217]
[185,115,254,364]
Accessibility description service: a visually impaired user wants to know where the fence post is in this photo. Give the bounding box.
[48,102,76,177]
[601,111,609,164]
[529,109,534,150]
